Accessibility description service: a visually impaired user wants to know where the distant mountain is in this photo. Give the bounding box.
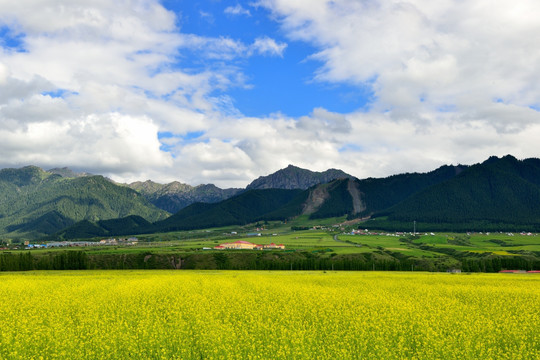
[127,180,242,213]
[9,155,540,239]
[127,164,351,213]
[145,166,462,235]
[58,188,304,239]
[0,166,169,239]
[0,164,356,239]
[246,165,354,190]
[371,155,540,231]
[151,156,540,234]
[55,164,470,238]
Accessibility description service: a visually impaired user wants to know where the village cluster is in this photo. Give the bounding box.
[24,238,139,249]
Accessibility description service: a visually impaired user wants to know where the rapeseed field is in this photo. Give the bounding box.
[0,271,538,359]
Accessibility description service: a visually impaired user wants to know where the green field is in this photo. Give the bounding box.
[26,227,538,255]
[1,271,538,359]
[3,222,538,272]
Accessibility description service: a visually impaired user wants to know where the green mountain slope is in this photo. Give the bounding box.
[58,165,467,238]
[57,215,153,239]
[150,168,462,235]
[154,189,304,231]
[371,155,540,231]
[10,155,540,240]
[355,164,467,216]
[309,179,357,219]
[0,167,169,239]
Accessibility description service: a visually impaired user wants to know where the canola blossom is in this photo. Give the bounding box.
[0,271,538,359]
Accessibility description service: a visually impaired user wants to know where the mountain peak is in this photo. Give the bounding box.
[246,165,354,190]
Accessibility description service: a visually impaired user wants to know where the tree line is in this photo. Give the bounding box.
[1,250,537,272]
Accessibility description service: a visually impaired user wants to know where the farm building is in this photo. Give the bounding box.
[264,243,285,250]
[214,240,259,250]
[213,240,285,250]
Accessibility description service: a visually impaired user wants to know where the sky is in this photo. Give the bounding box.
[1,0,540,188]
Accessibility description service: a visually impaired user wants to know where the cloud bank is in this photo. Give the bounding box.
[1,0,540,187]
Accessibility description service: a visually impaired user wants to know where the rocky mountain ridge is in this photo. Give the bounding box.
[246,164,354,190]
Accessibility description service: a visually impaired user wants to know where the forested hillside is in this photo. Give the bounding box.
[0,166,169,239]
[356,164,467,216]
[154,189,304,232]
[4,155,540,239]
[369,155,540,231]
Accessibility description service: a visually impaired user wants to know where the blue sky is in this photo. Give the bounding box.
[1,1,540,187]
[160,1,371,117]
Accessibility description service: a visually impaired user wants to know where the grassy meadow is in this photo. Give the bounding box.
[1,271,538,359]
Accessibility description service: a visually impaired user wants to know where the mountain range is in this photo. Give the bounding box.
[139,161,465,234]
[125,165,353,213]
[0,164,352,239]
[127,180,242,213]
[2,155,540,240]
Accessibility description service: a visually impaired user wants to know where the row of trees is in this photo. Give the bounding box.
[2,250,537,272]
[0,251,88,271]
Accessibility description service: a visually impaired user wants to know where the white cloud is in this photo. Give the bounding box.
[2,0,540,189]
[224,5,251,17]
[0,62,7,84]
[199,10,215,24]
[235,0,540,181]
[250,36,287,57]
[0,0,274,186]
[0,112,171,174]
[178,34,287,59]
[297,107,352,135]
[179,34,248,60]
[260,0,540,128]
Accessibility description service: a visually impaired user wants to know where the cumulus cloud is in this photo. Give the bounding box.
[260,0,540,128]
[0,112,171,174]
[297,108,352,136]
[0,2,188,177]
[2,0,540,188]
[237,0,540,180]
[0,0,281,185]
